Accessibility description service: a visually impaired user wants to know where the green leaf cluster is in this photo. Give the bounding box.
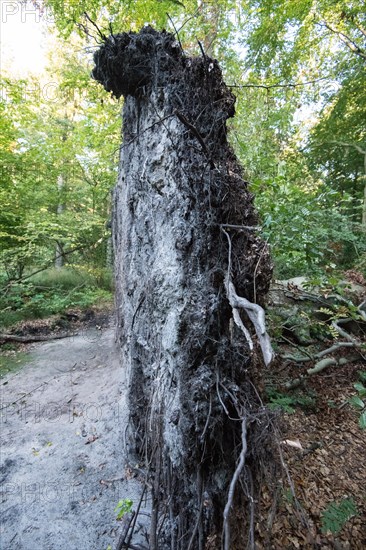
[251,176,366,278]
[267,388,317,413]
[320,497,358,534]
[114,498,133,520]
[349,371,366,429]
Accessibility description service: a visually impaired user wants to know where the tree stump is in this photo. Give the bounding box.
[93,27,273,549]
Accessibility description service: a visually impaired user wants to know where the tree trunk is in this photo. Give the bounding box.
[362,152,366,227]
[55,174,65,269]
[106,190,113,269]
[93,27,273,549]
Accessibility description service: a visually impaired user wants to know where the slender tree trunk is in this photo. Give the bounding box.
[106,189,113,269]
[331,142,366,227]
[93,27,273,549]
[202,4,221,56]
[362,153,366,227]
[55,174,65,269]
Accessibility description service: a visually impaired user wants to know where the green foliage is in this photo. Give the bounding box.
[349,372,366,429]
[320,498,358,535]
[230,0,366,277]
[0,268,112,329]
[268,394,297,414]
[354,252,366,279]
[267,388,317,414]
[0,36,119,281]
[0,352,31,378]
[29,267,95,290]
[114,498,133,520]
[302,273,352,296]
[251,176,365,278]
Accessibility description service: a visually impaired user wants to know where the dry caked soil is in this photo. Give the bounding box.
[0,321,148,550]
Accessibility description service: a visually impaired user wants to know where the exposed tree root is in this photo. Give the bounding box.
[285,354,361,390]
[226,281,273,366]
[223,417,248,550]
[222,228,273,366]
[93,27,275,548]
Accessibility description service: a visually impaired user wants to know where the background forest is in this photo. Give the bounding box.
[1,0,366,326]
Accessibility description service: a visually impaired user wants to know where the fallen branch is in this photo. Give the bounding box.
[282,306,366,364]
[282,341,357,363]
[0,332,77,344]
[307,357,338,374]
[332,319,359,344]
[271,280,359,307]
[285,354,360,390]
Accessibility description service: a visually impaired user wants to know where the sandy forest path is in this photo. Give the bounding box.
[0,322,145,550]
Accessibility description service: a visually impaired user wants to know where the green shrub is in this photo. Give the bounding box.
[266,388,317,414]
[0,267,113,329]
[29,267,95,290]
[349,371,366,430]
[251,178,366,279]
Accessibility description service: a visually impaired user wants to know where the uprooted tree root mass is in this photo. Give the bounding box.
[93,27,276,549]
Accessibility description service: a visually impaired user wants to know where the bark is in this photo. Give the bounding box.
[93,27,273,549]
[55,174,65,269]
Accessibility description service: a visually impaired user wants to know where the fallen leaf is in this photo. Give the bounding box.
[281,439,303,450]
[85,435,99,444]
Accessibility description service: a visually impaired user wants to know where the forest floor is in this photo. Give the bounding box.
[255,273,366,549]
[0,312,149,550]
[1,304,365,549]
[257,355,366,549]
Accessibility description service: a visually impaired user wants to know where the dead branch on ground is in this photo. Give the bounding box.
[0,332,77,344]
